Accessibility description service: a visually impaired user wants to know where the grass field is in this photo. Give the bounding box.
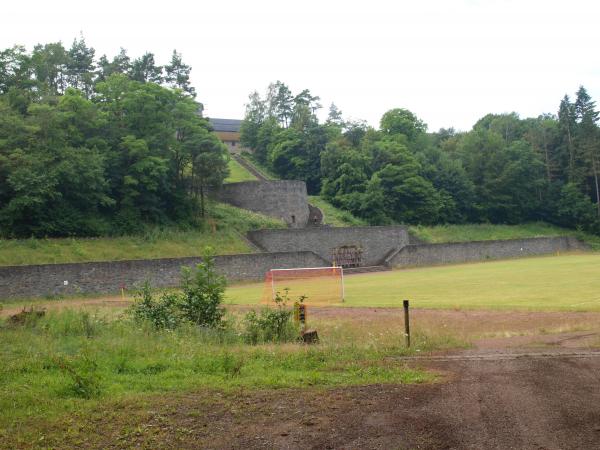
[226,253,600,311]
[0,203,283,266]
[224,158,257,183]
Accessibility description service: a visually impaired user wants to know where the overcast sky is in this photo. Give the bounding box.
[3,0,599,131]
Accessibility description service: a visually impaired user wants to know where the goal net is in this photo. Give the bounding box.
[261,267,345,305]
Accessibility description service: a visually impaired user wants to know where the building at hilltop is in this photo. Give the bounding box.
[208,118,249,154]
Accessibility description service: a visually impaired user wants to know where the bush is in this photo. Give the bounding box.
[129,252,226,330]
[242,289,301,344]
[130,284,183,330]
[179,254,226,327]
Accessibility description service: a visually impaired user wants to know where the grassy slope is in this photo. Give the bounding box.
[226,253,600,311]
[308,196,368,227]
[410,222,600,249]
[0,203,283,266]
[240,153,279,180]
[224,158,257,183]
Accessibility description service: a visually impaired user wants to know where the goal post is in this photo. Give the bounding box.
[261,266,345,305]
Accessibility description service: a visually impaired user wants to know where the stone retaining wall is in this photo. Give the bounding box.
[209,180,309,228]
[387,236,588,268]
[248,226,411,266]
[0,251,329,300]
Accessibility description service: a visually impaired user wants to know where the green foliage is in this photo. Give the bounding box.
[179,254,226,327]
[380,108,427,140]
[55,354,102,399]
[240,81,600,237]
[130,284,183,330]
[0,202,284,266]
[130,253,226,330]
[242,289,300,344]
[0,41,224,238]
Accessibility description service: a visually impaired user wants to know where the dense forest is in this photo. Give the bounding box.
[0,37,228,238]
[2,37,599,240]
[241,82,600,234]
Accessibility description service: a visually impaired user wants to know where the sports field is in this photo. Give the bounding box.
[226,253,600,311]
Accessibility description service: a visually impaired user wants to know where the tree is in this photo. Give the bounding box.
[574,86,600,215]
[164,50,195,97]
[30,42,69,95]
[97,47,131,81]
[240,91,266,151]
[326,102,344,127]
[558,95,577,183]
[131,52,163,83]
[66,35,95,96]
[380,108,427,141]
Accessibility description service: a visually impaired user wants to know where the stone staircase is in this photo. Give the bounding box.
[232,154,269,181]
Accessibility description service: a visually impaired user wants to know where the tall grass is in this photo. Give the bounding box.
[0,308,449,434]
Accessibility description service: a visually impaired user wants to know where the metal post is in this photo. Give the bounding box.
[403,299,410,348]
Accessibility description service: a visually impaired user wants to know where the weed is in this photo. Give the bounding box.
[242,289,300,344]
[55,354,102,399]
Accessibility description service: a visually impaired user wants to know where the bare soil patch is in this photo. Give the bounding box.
[22,352,600,449]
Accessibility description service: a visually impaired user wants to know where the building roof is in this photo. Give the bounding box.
[209,118,243,133]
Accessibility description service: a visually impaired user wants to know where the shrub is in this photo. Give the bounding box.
[129,283,183,330]
[242,289,301,344]
[179,253,226,327]
[129,252,226,330]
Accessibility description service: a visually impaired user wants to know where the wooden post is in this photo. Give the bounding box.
[403,299,410,348]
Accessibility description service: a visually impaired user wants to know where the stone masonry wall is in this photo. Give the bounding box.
[247,226,411,266]
[0,251,329,300]
[387,236,589,268]
[209,181,310,228]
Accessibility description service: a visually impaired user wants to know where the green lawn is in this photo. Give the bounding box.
[226,253,600,311]
[224,158,257,183]
[0,203,283,266]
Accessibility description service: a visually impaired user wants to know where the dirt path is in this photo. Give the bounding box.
[69,349,600,449]
[173,349,600,449]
